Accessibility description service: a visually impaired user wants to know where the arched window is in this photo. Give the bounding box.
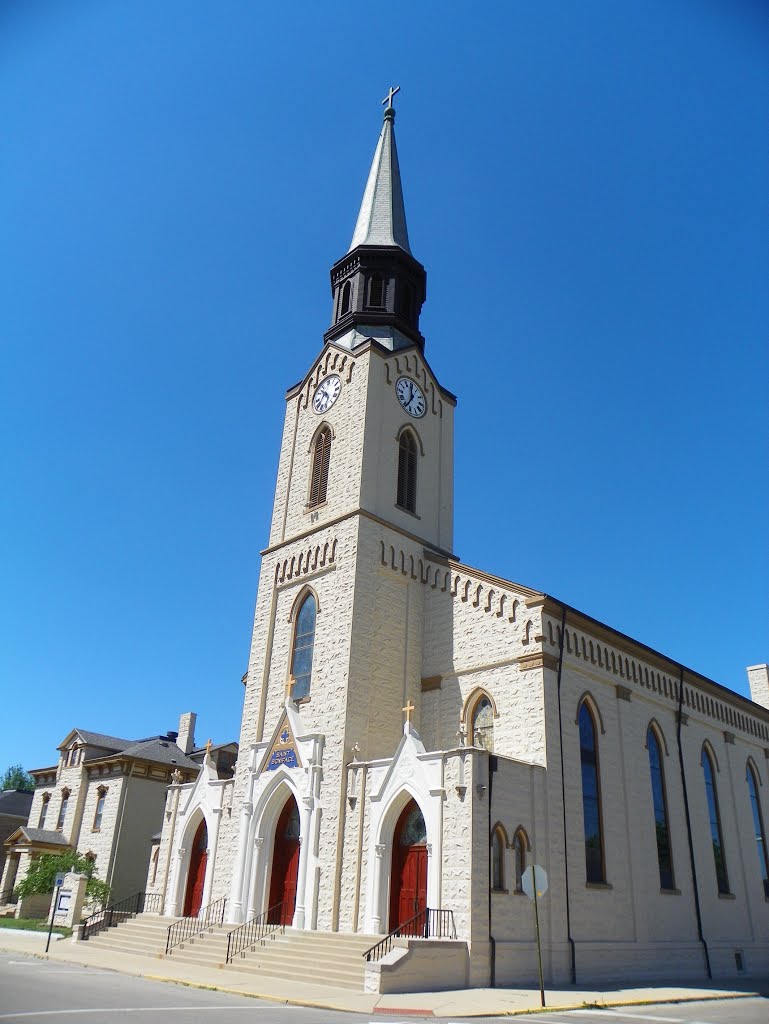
[57,789,70,831]
[368,274,385,307]
[747,762,769,898]
[472,695,494,751]
[38,793,50,830]
[512,828,528,893]
[339,280,351,317]
[647,726,674,889]
[491,827,506,891]
[92,787,107,831]
[702,747,729,894]
[290,593,316,701]
[397,429,418,513]
[578,701,605,883]
[308,427,331,508]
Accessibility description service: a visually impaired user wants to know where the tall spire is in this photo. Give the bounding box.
[325,91,427,353]
[348,105,411,254]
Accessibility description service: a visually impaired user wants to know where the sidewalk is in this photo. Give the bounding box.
[0,930,764,1017]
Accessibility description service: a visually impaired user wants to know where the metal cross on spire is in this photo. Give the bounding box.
[382,85,400,110]
[402,699,415,724]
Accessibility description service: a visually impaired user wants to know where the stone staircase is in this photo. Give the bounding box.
[83,912,382,991]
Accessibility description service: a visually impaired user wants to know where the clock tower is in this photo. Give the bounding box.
[225,95,456,929]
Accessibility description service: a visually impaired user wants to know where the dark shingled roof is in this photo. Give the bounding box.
[0,790,34,818]
[117,738,199,770]
[68,730,134,752]
[13,827,70,847]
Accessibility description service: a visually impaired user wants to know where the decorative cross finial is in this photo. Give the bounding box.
[382,85,400,110]
[402,699,415,724]
[204,738,213,757]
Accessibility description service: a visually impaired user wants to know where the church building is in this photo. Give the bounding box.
[149,96,769,989]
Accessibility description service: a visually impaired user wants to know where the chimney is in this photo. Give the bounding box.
[177,712,197,755]
[747,665,769,711]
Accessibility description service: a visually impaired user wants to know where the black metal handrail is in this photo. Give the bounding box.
[363,907,457,962]
[165,895,228,954]
[0,887,16,905]
[225,901,286,963]
[82,891,163,940]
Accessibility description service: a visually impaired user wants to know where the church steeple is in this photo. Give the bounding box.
[325,90,427,352]
[348,102,411,254]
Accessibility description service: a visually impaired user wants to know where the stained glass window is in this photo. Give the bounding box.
[647,727,674,890]
[290,594,316,701]
[472,696,494,752]
[398,804,427,846]
[491,828,505,890]
[513,829,527,892]
[579,703,605,884]
[703,748,729,894]
[283,802,300,839]
[747,763,769,899]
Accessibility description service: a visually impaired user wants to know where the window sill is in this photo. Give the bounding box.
[718,892,736,901]
[660,887,681,895]
[305,501,328,515]
[395,503,421,521]
[91,828,101,833]
[585,881,613,891]
[491,888,509,895]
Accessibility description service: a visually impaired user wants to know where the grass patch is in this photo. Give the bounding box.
[0,917,72,937]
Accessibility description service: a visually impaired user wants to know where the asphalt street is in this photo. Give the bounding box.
[0,953,766,1024]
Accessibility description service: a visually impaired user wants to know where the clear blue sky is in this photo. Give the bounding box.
[2,1,767,773]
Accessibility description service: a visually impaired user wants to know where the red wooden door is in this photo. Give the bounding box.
[268,798,300,926]
[183,819,208,917]
[389,801,428,929]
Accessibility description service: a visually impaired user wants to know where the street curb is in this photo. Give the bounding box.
[484,992,760,1018]
[3,945,762,1017]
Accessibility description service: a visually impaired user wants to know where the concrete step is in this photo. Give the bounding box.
[82,912,381,991]
[227,957,364,989]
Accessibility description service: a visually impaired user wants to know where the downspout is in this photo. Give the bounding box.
[675,665,711,978]
[488,752,498,987]
[555,607,577,984]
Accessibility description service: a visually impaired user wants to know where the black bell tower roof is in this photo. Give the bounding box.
[325,94,427,352]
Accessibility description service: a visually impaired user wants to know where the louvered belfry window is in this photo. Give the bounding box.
[309,427,331,508]
[397,430,417,512]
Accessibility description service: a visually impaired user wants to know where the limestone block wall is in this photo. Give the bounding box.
[77,775,125,889]
[358,347,454,554]
[414,562,546,765]
[486,755,552,984]
[348,518,426,761]
[542,610,769,981]
[269,347,369,548]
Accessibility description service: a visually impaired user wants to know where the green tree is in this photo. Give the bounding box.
[14,851,110,909]
[1,764,35,793]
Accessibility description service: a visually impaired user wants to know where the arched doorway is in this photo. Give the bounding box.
[389,799,428,929]
[183,818,208,917]
[268,795,300,926]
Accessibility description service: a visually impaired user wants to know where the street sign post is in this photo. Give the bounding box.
[521,864,548,1007]
[45,874,66,953]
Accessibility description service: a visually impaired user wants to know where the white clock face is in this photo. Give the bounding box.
[396,376,426,418]
[312,375,341,414]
